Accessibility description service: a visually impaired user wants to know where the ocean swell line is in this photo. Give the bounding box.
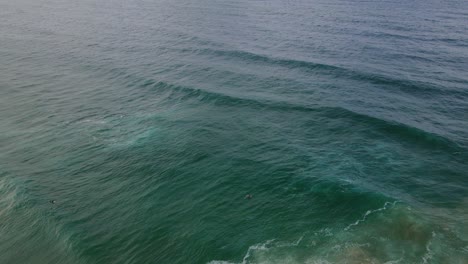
[192,48,467,96]
[139,80,466,154]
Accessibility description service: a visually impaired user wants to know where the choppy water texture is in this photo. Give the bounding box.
[1,0,468,263]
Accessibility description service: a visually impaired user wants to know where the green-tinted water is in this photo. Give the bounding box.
[1,0,467,263]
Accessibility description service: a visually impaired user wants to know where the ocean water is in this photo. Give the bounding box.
[1,0,467,263]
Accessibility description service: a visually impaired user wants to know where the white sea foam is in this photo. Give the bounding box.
[80,119,108,125]
[314,228,333,237]
[383,257,403,264]
[241,239,275,264]
[208,236,307,264]
[345,201,397,231]
[207,203,456,264]
[0,178,18,218]
[273,235,304,248]
[421,232,436,264]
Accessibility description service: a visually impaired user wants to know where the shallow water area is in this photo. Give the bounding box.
[1,0,467,263]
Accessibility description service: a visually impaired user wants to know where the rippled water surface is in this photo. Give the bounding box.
[1,0,467,263]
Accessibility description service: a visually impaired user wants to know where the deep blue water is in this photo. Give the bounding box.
[1,0,467,263]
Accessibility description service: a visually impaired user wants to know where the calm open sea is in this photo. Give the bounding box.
[1,0,467,263]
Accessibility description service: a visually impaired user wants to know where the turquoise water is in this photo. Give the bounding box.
[1,0,467,263]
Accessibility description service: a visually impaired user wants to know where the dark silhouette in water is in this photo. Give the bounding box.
[49,200,56,204]
[245,194,253,199]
